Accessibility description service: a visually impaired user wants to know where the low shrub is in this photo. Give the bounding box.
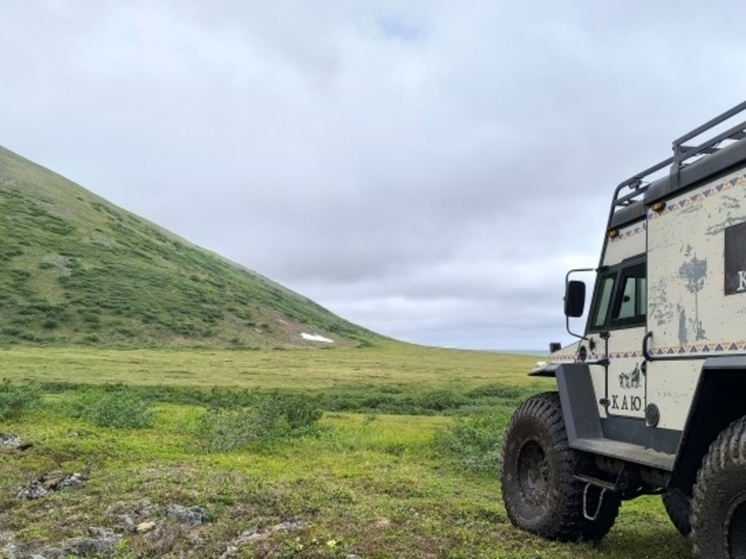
[195,407,281,452]
[205,386,263,409]
[417,389,468,412]
[195,393,322,452]
[267,393,323,429]
[433,409,506,474]
[66,390,155,429]
[0,379,42,421]
[465,384,528,400]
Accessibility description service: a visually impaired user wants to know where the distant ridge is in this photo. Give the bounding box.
[0,145,378,348]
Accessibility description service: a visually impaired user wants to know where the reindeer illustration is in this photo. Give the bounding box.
[618,364,642,389]
[628,364,641,388]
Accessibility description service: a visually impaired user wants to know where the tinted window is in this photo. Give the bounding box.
[587,258,647,332]
[590,275,616,331]
[611,263,646,327]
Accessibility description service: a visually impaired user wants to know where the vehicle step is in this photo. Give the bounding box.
[571,437,675,471]
[573,473,619,491]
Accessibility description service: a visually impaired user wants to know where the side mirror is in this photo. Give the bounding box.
[564,280,586,318]
[549,342,561,353]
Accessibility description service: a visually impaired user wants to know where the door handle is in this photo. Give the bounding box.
[642,331,654,362]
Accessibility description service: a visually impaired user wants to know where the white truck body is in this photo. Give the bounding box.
[504,100,746,558]
[534,101,746,473]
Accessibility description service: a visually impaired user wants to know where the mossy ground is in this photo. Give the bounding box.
[0,346,690,558]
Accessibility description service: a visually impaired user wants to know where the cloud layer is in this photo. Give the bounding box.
[3,1,746,349]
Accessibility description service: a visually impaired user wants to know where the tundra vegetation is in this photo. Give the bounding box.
[0,147,691,556]
[0,344,690,558]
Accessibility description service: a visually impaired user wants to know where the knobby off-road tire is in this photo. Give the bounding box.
[662,489,691,536]
[501,392,621,542]
[691,415,746,558]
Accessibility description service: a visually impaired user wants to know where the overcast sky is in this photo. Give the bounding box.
[2,1,746,350]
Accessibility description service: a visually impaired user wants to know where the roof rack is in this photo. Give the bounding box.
[608,99,746,225]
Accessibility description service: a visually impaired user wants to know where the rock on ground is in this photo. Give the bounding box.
[219,521,307,558]
[0,434,29,449]
[164,504,208,525]
[60,527,121,557]
[17,473,86,500]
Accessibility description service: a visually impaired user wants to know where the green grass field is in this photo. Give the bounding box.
[0,345,691,558]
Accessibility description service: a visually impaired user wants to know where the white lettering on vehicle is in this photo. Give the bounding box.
[738,270,746,292]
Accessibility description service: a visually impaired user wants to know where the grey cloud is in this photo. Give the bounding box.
[3,1,746,349]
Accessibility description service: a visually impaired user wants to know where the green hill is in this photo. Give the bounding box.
[0,146,377,348]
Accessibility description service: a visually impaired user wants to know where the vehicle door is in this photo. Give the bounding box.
[586,256,647,419]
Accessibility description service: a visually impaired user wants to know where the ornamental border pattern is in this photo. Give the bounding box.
[550,340,746,364]
[647,173,746,220]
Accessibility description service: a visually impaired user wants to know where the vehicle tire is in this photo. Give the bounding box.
[662,489,691,536]
[500,391,621,542]
[691,416,746,558]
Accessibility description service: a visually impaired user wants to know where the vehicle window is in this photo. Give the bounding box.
[590,275,615,330]
[611,263,646,327]
[616,277,637,319]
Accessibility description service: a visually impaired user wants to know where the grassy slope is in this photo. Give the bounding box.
[0,146,374,348]
[0,346,690,558]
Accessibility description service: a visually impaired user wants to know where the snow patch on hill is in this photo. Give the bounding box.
[301,333,334,343]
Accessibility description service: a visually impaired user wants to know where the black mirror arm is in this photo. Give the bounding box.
[565,315,587,341]
[564,267,600,341]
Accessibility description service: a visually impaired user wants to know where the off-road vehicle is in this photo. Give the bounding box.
[501,100,746,559]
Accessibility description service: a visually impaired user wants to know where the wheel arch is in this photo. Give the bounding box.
[670,357,746,497]
[554,363,602,443]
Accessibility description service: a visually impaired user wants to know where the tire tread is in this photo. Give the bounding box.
[501,392,620,542]
[691,415,746,558]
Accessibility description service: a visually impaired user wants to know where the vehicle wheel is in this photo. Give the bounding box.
[662,488,691,536]
[500,391,620,542]
[691,416,746,558]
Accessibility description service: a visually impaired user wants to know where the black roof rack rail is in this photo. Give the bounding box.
[606,100,746,229]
